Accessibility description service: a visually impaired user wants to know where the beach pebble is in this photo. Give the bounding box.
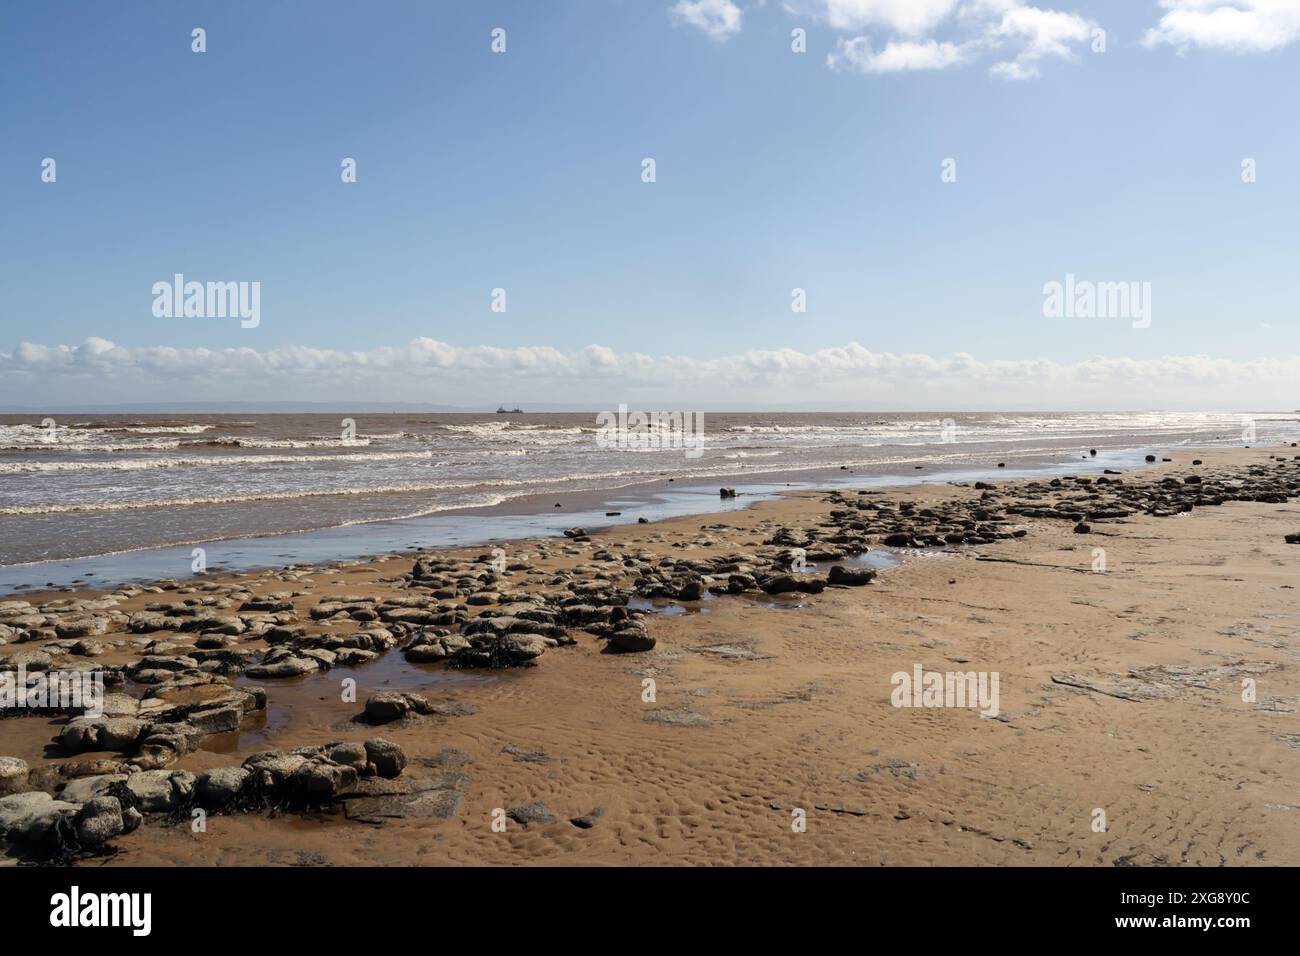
[507,801,556,826]
[570,807,605,829]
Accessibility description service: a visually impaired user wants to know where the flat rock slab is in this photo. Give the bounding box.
[687,640,773,661]
[507,801,556,826]
[644,707,726,728]
[1051,673,1173,702]
[340,772,468,824]
[501,745,555,764]
[1053,660,1282,703]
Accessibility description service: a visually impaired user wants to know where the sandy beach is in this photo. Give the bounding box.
[3,443,1298,866]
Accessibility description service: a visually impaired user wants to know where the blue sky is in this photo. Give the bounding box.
[1,0,1298,409]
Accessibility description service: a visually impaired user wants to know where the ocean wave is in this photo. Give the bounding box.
[1,439,185,452]
[0,447,1057,517]
[0,467,675,515]
[0,450,441,475]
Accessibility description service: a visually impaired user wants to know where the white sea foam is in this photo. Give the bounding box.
[0,450,440,475]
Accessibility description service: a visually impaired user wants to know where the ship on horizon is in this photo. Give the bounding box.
[496,405,523,414]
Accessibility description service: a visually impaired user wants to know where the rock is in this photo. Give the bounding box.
[291,759,358,801]
[125,769,195,812]
[2,649,52,670]
[243,752,309,790]
[563,527,587,539]
[610,628,656,652]
[55,617,109,639]
[0,791,80,843]
[676,579,705,601]
[452,633,547,667]
[719,488,737,499]
[245,656,319,678]
[507,801,556,825]
[60,773,128,804]
[760,574,824,595]
[0,756,28,796]
[760,574,800,594]
[365,738,407,779]
[364,691,434,723]
[195,767,250,809]
[58,716,149,754]
[404,634,470,662]
[1073,522,1091,534]
[1145,454,1157,462]
[828,565,876,586]
[340,771,467,824]
[326,742,369,770]
[364,692,412,722]
[1285,533,1300,544]
[571,807,605,829]
[75,795,125,846]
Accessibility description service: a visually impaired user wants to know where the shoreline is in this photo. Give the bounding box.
[3,442,1300,866]
[0,442,1164,597]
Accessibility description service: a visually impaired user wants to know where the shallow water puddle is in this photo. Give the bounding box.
[219,652,494,753]
[628,593,716,616]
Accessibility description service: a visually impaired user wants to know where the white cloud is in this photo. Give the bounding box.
[1143,0,1300,53]
[814,1,1100,78]
[829,37,975,72]
[988,58,1039,79]
[984,2,1095,79]
[670,0,744,40]
[5,337,1300,409]
[823,0,961,36]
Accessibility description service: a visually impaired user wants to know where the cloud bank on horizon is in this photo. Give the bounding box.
[5,337,1299,411]
[671,0,1300,78]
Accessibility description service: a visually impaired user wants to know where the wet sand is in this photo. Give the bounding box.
[4,445,1300,866]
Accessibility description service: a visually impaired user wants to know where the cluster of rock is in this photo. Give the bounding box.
[816,456,1300,547]
[0,737,408,860]
[997,458,1300,521]
[821,489,1028,548]
[59,683,267,770]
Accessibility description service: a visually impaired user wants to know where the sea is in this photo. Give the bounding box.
[1,410,1295,591]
